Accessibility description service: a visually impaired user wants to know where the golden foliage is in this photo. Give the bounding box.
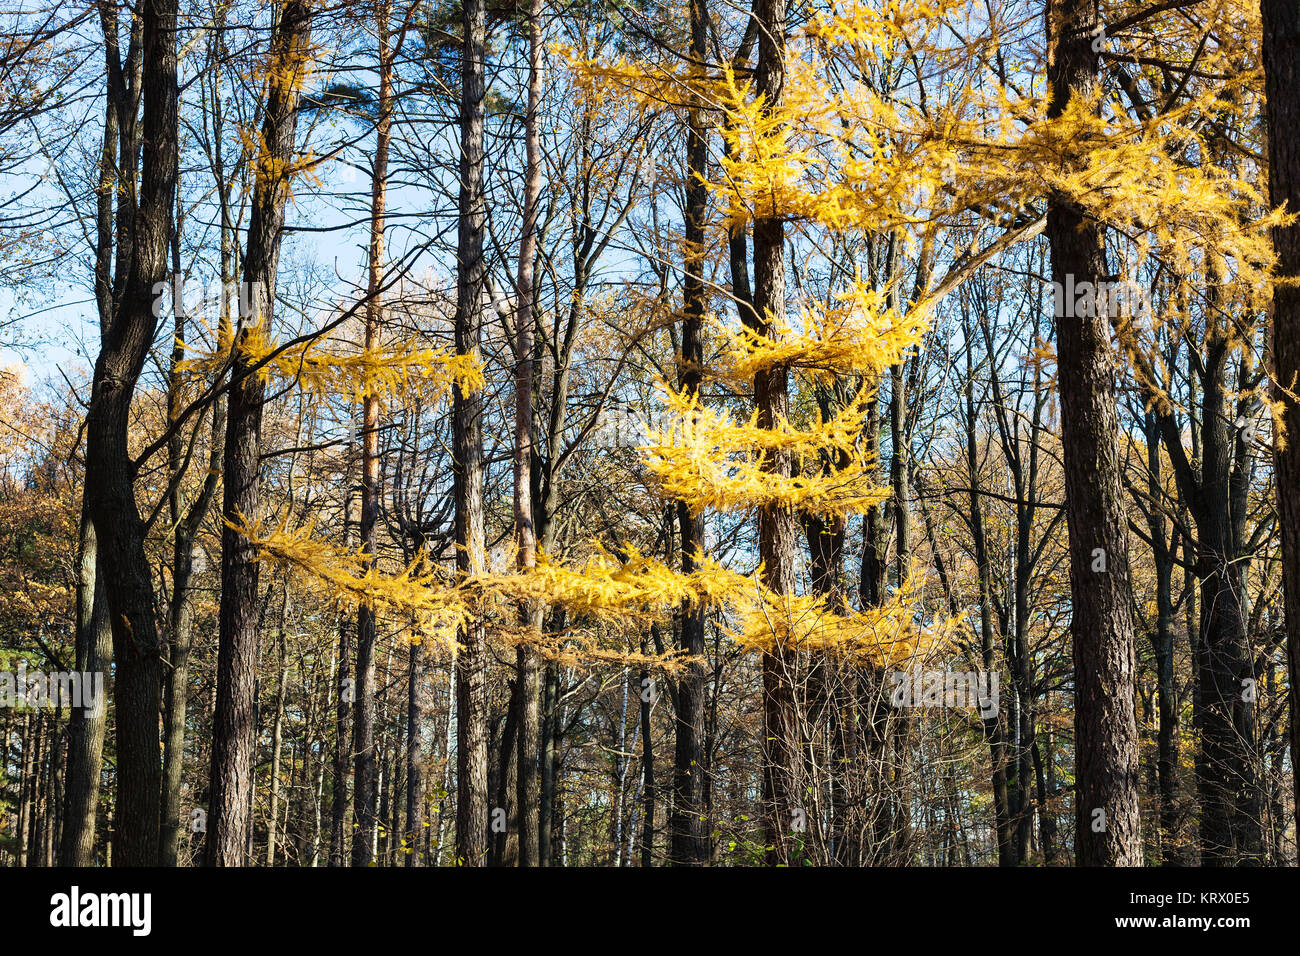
[179,317,484,406]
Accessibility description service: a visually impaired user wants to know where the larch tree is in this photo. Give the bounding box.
[669,0,712,869]
[1042,0,1143,866]
[1262,0,1300,852]
[453,0,491,868]
[352,0,400,869]
[206,0,316,867]
[513,0,546,870]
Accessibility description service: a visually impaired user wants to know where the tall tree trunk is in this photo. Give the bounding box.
[1191,332,1262,864]
[404,632,424,865]
[493,684,520,866]
[513,0,543,868]
[352,0,394,868]
[639,631,656,867]
[1045,0,1143,866]
[751,0,800,868]
[1141,414,1180,863]
[61,34,128,864]
[266,597,290,866]
[539,659,560,865]
[82,0,178,867]
[669,0,711,869]
[1261,0,1300,861]
[206,0,314,865]
[1033,736,1058,863]
[453,0,490,867]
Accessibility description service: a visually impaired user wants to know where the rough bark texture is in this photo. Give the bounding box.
[1262,0,1300,860]
[206,0,313,866]
[453,0,490,867]
[669,0,710,869]
[752,0,801,867]
[82,0,178,868]
[61,17,134,864]
[1045,0,1143,866]
[352,0,393,868]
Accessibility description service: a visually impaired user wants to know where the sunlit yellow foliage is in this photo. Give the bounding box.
[235,514,730,670]
[642,380,890,517]
[179,317,484,406]
[726,571,958,663]
[236,510,933,665]
[232,512,469,649]
[711,58,955,231]
[714,278,930,382]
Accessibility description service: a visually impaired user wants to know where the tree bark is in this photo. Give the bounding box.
[82,0,178,867]
[61,24,132,863]
[453,0,490,867]
[512,0,544,868]
[404,632,424,865]
[59,508,112,866]
[669,0,711,869]
[352,0,395,868]
[1261,0,1300,862]
[331,494,355,866]
[751,0,800,867]
[1045,0,1143,866]
[206,0,314,866]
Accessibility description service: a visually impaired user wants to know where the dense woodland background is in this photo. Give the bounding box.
[1,0,1300,868]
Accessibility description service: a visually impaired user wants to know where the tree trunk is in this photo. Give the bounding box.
[639,631,656,866]
[206,0,314,866]
[59,509,112,866]
[539,660,560,865]
[61,29,130,864]
[1143,414,1180,863]
[266,598,290,866]
[404,633,424,865]
[1045,0,1143,866]
[750,0,801,868]
[512,0,544,868]
[330,500,354,866]
[83,0,178,867]
[1261,0,1300,863]
[453,0,490,867]
[352,0,394,868]
[669,0,711,869]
